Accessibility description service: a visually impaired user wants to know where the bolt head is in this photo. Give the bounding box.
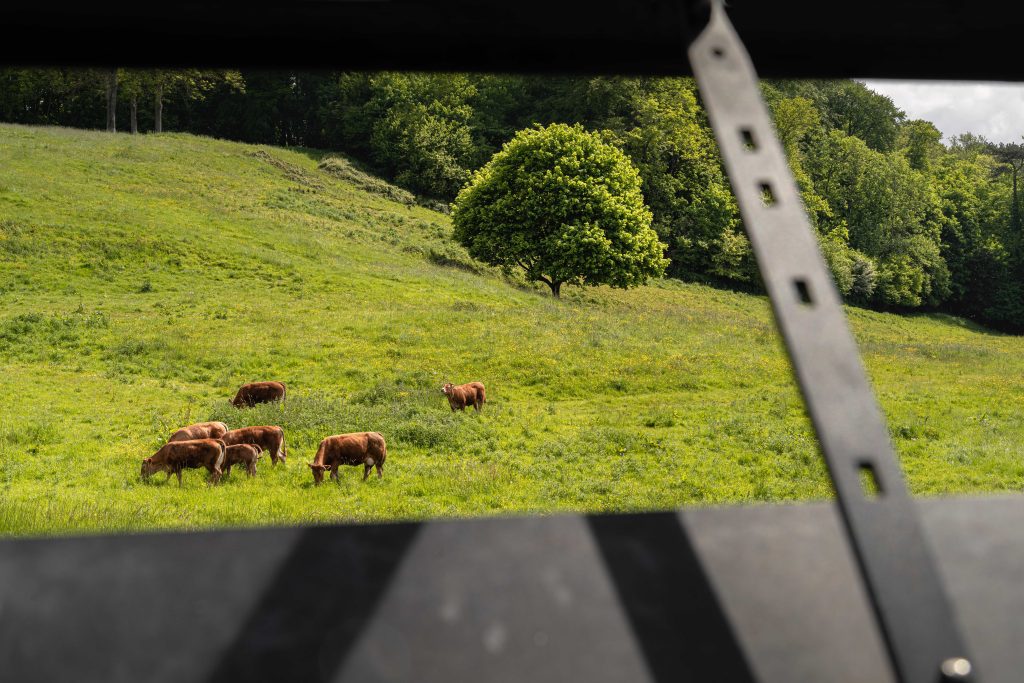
[940,657,972,680]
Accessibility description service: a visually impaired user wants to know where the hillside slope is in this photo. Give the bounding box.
[1,124,1021,536]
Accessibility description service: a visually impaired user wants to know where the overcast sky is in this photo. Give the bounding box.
[860,80,1024,145]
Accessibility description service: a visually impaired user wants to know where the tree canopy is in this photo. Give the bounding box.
[451,123,667,297]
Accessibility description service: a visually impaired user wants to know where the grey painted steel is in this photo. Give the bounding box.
[1,498,1023,682]
[687,3,975,682]
[334,516,653,683]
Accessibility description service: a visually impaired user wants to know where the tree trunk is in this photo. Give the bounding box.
[105,69,118,132]
[130,96,138,134]
[154,84,163,133]
[548,281,562,298]
[1013,168,1020,233]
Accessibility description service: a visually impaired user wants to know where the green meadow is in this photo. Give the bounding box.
[0,123,1021,537]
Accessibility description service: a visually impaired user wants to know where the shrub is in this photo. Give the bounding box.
[849,251,878,301]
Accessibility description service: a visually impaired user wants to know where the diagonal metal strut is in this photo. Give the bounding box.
[687,3,975,682]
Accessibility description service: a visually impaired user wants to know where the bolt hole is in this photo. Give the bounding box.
[858,462,882,500]
[759,182,776,207]
[794,279,813,306]
[741,128,757,151]
[711,47,725,58]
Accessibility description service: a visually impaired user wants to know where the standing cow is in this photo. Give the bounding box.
[141,439,226,486]
[308,432,387,484]
[231,381,287,408]
[441,381,486,412]
[169,421,229,442]
[223,444,262,477]
[221,425,287,464]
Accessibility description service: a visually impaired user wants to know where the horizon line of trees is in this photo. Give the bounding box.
[1,69,1021,331]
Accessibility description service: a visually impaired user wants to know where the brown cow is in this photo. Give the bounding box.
[141,438,226,486]
[231,381,287,408]
[169,421,229,443]
[223,443,262,477]
[308,432,387,485]
[441,381,486,412]
[221,425,287,464]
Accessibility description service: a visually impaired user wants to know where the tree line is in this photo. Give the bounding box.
[1,69,1021,330]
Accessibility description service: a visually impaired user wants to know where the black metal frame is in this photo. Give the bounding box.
[1,1,1016,680]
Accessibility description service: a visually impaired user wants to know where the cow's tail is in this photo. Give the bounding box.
[281,382,287,407]
[278,427,287,463]
[377,432,387,466]
[479,385,486,405]
[215,439,226,472]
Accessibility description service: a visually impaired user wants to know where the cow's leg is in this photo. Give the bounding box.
[224,463,232,477]
[363,463,371,481]
[175,470,183,486]
[247,461,256,477]
[164,471,172,482]
[330,466,339,482]
[375,461,384,479]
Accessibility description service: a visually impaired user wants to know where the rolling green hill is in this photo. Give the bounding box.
[1,123,1021,537]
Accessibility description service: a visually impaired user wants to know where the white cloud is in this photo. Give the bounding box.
[860,80,1024,145]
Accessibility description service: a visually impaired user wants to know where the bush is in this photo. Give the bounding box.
[849,251,878,301]
[819,233,855,295]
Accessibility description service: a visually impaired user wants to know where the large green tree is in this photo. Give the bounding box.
[452,123,667,297]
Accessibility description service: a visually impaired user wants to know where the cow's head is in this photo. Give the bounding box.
[140,457,160,481]
[308,462,328,485]
[441,382,454,395]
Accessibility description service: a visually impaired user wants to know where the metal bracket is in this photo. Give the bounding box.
[687,3,975,682]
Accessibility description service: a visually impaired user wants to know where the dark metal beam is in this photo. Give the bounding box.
[3,1,1024,81]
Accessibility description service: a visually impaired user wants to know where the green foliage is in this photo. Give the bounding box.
[900,119,943,172]
[819,232,855,295]
[324,73,478,199]
[452,123,668,296]
[775,80,906,152]
[849,251,879,301]
[2,70,1023,329]
[613,79,740,279]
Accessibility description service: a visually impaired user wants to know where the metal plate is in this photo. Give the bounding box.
[1,498,1021,682]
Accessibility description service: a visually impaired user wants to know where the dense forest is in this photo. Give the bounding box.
[2,68,1021,330]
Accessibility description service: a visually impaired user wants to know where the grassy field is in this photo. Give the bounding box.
[0,123,1021,537]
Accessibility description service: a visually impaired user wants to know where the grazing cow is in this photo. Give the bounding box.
[231,381,287,408]
[169,421,229,443]
[141,438,226,486]
[224,444,262,477]
[221,425,287,464]
[441,381,486,412]
[308,432,387,484]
